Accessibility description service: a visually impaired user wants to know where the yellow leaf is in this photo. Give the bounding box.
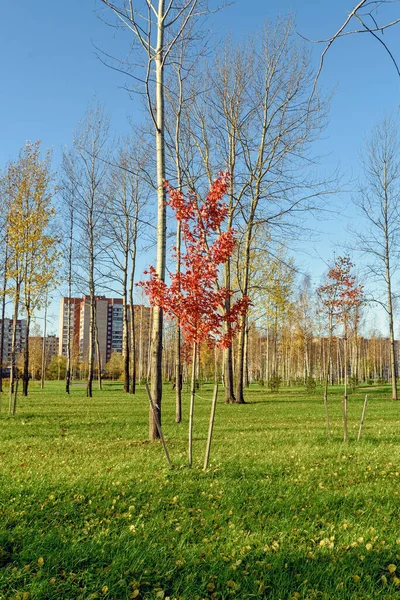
[388,564,397,574]
[227,580,236,589]
[206,582,215,592]
[130,591,140,599]
[37,557,44,567]
[102,586,109,595]
[352,575,360,582]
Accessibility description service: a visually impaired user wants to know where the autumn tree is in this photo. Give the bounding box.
[16,142,59,397]
[0,181,9,394]
[140,173,249,466]
[105,351,124,380]
[3,143,59,406]
[318,256,363,442]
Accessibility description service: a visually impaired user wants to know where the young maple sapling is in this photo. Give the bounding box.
[140,172,250,467]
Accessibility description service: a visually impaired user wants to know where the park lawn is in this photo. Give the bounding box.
[1,382,400,599]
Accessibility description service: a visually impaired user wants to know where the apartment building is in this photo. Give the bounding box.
[0,319,27,365]
[59,296,150,367]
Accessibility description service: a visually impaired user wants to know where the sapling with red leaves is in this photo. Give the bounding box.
[140,172,250,467]
[318,256,363,442]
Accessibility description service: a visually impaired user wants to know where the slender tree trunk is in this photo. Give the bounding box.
[189,341,197,467]
[0,243,8,395]
[204,349,218,470]
[129,270,136,394]
[223,259,235,403]
[175,219,182,422]
[138,304,144,383]
[22,311,31,397]
[235,222,253,403]
[95,315,102,391]
[123,247,130,393]
[9,284,20,414]
[87,295,95,398]
[66,204,74,394]
[343,320,349,443]
[386,252,398,400]
[149,0,167,439]
[244,323,249,388]
[324,313,333,438]
[41,298,47,389]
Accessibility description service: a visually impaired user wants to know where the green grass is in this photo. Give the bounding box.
[1,381,400,599]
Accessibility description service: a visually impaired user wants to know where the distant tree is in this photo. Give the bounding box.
[352,117,400,401]
[62,104,110,398]
[46,356,67,381]
[105,351,124,380]
[102,141,149,394]
[318,256,363,442]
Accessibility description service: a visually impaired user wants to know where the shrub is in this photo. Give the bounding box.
[268,374,282,392]
[305,376,317,393]
[349,375,359,392]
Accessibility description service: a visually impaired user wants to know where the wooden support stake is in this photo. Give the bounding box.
[145,382,172,468]
[203,383,219,471]
[357,394,368,441]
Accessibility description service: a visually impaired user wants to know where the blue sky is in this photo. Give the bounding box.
[1,0,399,333]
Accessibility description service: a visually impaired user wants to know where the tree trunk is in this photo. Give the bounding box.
[386,249,398,400]
[224,259,235,403]
[175,218,182,423]
[0,244,7,395]
[95,316,102,391]
[123,247,130,393]
[66,205,74,394]
[41,298,47,389]
[22,312,31,397]
[129,303,136,394]
[189,341,197,466]
[244,323,249,388]
[9,284,20,414]
[149,0,167,438]
[343,320,349,443]
[87,296,95,398]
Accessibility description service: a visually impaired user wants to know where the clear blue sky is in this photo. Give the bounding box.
[1,0,399,333]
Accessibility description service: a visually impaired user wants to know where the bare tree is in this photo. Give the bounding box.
[352,116,400,400]
[59,157,76,394]
[63,104,110,398]
[102,141,150,393]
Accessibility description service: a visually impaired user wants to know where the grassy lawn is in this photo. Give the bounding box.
[1,381,400,599]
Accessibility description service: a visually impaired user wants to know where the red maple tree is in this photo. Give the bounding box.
[140,171,250,466]
[318,255,363,442]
